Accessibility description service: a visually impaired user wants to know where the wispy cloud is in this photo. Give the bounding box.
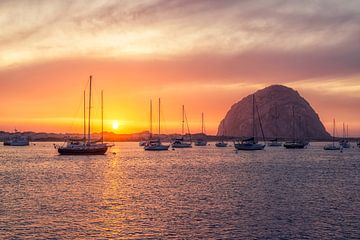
[1,0,359,67]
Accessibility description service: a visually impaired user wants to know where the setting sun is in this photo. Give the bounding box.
[112,120,119,130]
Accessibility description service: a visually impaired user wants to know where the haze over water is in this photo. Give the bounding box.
[1,142,359,239]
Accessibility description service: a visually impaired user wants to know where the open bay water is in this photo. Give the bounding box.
[0,142,359,239]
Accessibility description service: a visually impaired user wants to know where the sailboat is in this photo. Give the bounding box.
[267,103,282,147]
[172,105,192,148]
[3,129,30,146]
[215,118,228,147]
[56,76,110,155]
[283,106,308,149]
[234,95,265,150]
[324,118,341,150]
[194,112,207,146]
[339,123,350,148]
[144,98,170,151]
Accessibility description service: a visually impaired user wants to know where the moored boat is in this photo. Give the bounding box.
[267,138,282,147]
[3,131,30,146]
[139,140,147,146]
[144,98,169,151]
[215,141,228,147]
[267,103,282,147]
[284,106,308,149]
[339,123,350,148]
[194,112,207,146]
[324,118,341,151]
[216,115,228,147]
[234,94,266,151]
[235,137,265,150]
[144,139,169,151]
[172,105,192,148]
[172,138,192,148]
[55,76,111,155]
[283,141,308,149]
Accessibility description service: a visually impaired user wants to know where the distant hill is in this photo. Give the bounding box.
[217,85,331,140]
[0,131,221,142]
[0,131,152,142]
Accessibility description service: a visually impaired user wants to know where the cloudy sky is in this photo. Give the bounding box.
[0,0,359,135]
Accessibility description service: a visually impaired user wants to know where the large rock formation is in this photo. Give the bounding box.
[217,85,331,140]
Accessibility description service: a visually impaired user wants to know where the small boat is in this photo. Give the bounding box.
[234,94,266,151]
[267,103,282,147]
[144,139,169,151]
[283,141,308,149]
[56,76,111,155]
[216,115,228,147]
[357,141,360,148]
[172,105,192,148]
[324,118,341,151]
[4,130,29,146]
[340,140,350,148]
[194,112,207,146]
[324,144,341,151]
[194,139,207,146]
[267,138,282,147]
[172,137,192,148]
[234,137,265,150]
[144,98,169,151]
[284,106,308,149]
[339,123,350,148]
[139,140,147,146]
[215,140,228,147]
[57,141,109,155]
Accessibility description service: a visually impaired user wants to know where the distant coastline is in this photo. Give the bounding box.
[1,130,357,142]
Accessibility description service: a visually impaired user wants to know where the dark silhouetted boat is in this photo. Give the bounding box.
[144,98,169,151]
[284,106,308,149]
[215,140,228,147]
[194,112,207,146]
[172,105,192,148]
[56,76,110,155]
[267,103,282,147]
[4,129,30,146]
[324,118,341,151]
[234,94,265,151]
[339,123,350,148]
[216,114,228,147]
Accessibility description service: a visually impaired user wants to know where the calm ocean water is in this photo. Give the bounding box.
[0,142,359,239]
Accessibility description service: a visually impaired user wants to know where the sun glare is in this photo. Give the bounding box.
[112,120,119,130]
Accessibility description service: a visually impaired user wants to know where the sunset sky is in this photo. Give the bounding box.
[0,0,359,135]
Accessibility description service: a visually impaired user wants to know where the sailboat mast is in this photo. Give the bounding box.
[252,95,255,139]
[347,124,349,139]
[158,98,161,137]
[83,90,86,144]
[101,90,103,144]
[88,76,92,145]
[182,105,185,135]
[333,118,335,146]
[150,100,152,139]
[275,104,278,139]
[201,112,204,134]
[292,106,295,141]
[298,116,302,141]
[223,117,226,138]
